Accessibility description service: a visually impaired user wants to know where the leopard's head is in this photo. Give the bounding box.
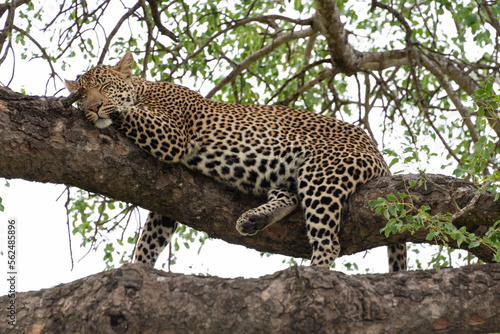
[65,52,136,129]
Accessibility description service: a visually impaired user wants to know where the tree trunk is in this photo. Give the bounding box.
[0,86,499,261]
[1,262,499,333]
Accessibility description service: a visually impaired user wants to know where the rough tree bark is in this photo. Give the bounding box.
[1,262,499,333]
[1,86,499,262]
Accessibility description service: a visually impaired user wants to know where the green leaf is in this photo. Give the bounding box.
[465,14,479,27]
[388,157,399,169]
[492,252,500,263]
[388,204,398,217]
[369,198,387,207]
[426,231,436,241]
[469,241,481,249]
[383,208,390,220]
[455,233,466,248]
[387,193,398,202]
[397,192,408,200]
[384,226,391,238]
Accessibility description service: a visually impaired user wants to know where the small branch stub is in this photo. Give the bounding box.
[60,87,86,109]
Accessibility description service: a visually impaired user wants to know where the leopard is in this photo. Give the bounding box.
[65,52,407,272]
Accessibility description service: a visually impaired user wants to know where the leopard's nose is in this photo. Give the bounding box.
[88,102,103,113]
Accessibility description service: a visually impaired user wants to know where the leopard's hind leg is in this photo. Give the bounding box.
[298,155,408,270]
[297,157,355,268]
[135,212,179,266]
[299,190,343,268]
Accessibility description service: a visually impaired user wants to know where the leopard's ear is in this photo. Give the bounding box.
[114,51,134,80]
[65,79,77,92]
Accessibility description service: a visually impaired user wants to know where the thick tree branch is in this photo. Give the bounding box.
[0,86,499,262]
[313,0,361,74]
[361,49,410,71]
[2,262,499,333]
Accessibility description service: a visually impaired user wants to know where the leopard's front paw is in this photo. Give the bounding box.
[236,212,270,236]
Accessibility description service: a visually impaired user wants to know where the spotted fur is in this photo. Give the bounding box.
[65,52,407,271]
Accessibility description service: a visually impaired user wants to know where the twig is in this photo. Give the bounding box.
[267,59,330,104]
[276,68,335,106]
[60,186,75,271]
[167,16,313,82]
[206,28,315,99]
[449,182,491,222]
[60,87,86,109]
[97,2,141,65]
[419,54,480,143]
[147,0,179,42]
[12,25,61,94]
[419,171,487,224]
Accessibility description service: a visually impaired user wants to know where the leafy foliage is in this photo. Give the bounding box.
[369,175,500,264]
[65,188,139,270]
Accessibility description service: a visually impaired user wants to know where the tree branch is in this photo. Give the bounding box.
[2,262,499,333]
[418,53,480,143]
[372,1,413,44]
[361,49,410,70]
[422,53,500,139]
[362,48,500,140]
[313,0,361,74]
[483,1,500,35]
[205,28,315,99]
[11,25,61,92]
[146,0,179,42]
[0,0,30,66]
[276,68,336,106]
[166,14,312,81]
[97,2,142,65]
